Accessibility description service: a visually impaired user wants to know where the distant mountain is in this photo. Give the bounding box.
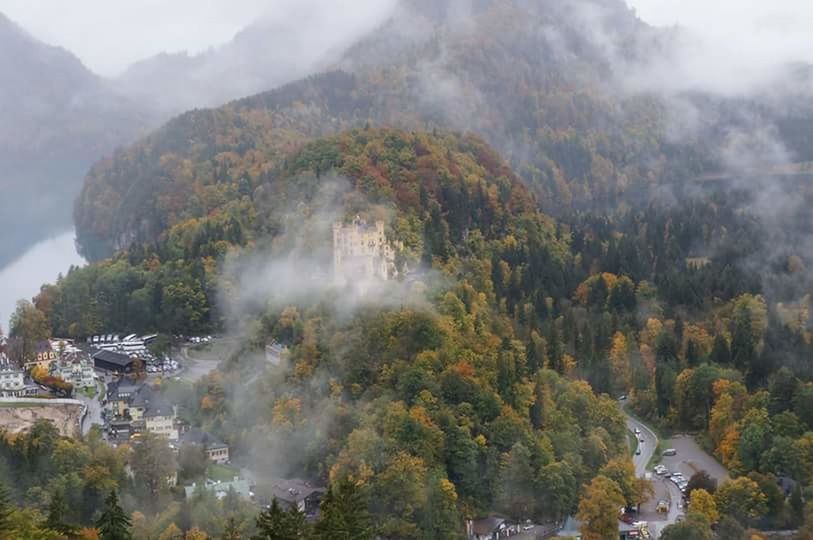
[0,12,154,268]
[113,2,395,115]
[73,0,813,260]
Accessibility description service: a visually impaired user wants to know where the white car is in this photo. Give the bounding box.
[634,427,641,435]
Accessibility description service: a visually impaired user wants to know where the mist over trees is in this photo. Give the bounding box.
[3,0,813,538]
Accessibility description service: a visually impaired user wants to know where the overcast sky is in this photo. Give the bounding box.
[0,0,812,77]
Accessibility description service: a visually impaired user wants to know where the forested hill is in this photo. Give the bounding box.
[42,128,562,337]
[74,0,813,262]
[72,0,668,259]
[0,11,152,268]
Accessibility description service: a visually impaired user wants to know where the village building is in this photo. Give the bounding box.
[466,516,520,540]
[107,381,142,417]
[106,382,178,441]
[179,427,230,464]
[556,516,643,540]
[264,341,288,366]
[93,349,135,374]
[51,354,95,389]
[266,478,325,517]
[0,363,26,397]
[24,341,59,371]
[184,478,251,500]
[332,216,397,282]
[143,398,178,441]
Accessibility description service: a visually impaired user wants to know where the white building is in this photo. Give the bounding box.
[0,363,26,397]
[52,355,95,389]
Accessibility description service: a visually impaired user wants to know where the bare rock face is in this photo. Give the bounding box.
[0,399,84,438]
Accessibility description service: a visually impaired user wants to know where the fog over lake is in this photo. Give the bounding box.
[0,230,85,330]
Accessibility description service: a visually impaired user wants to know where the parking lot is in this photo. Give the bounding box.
[659,434,729,485]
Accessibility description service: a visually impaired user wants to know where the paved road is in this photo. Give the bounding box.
[625,411,657,477]
[622,406,684,538]
[77,379,104,435]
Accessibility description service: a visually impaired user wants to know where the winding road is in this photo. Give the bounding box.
[623,407,684,538]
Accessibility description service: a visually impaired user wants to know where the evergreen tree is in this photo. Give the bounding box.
[685,339,700,367]
[313,479,372,540]
[0,482,13,537]
[710,334,731,365]
[547,323,564,373]
[530,375,545,430]
[96,490,132,540]
[789,483,804,527]
[730,307,755,371]
[222,517,243,540]
[45,490,77,536]
[253,498,307,540]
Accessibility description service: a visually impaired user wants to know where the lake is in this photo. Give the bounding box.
[0,230,85,330]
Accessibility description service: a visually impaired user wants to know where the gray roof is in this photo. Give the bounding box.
[93,349,133,367]
[471,516,507,535]
[268,478,324,505]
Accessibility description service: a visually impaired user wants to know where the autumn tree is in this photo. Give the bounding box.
[660,514,713,540]
[714,477,768,526]
[9,299,50,364]
[130,432,178,506]
[689,489,719,524]
[598,458,646,507]
[577,475,625,540]
[608,332,631,396]
[686,470,717,499]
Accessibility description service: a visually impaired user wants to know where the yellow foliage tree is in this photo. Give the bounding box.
[609,332,631,395]
[185,528,208,540]
[159,523,183,540]
[690,488,720,523]
[577,475,626,540]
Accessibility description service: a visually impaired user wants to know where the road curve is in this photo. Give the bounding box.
[622,404,684,538]
[625,410,658,477]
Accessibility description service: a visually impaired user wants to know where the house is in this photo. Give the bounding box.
[106,382,178,441]
[141,394,178,441]
[466,516,519,540]
[185,478,252,500]
[266,478,325,517]
[265,342,288,366]
[179,427,229,464]
[93,349,135,373]
[24,341,59,371]
[107,381,142,417]
[557,517,645,540]
[332,216,397,282]
[0,362,26,397]
[51,354,95,389]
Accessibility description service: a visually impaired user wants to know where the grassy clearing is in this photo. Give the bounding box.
[81,386,98,398]
[208,463,240,482]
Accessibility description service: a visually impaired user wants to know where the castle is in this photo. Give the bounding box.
[332,216,396,282]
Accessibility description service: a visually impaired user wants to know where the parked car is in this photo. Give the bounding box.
[663,448,677,456]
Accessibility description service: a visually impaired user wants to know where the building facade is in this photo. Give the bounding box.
[332,216,396,282]
[52,355,95,389]
[0,364,25,397]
